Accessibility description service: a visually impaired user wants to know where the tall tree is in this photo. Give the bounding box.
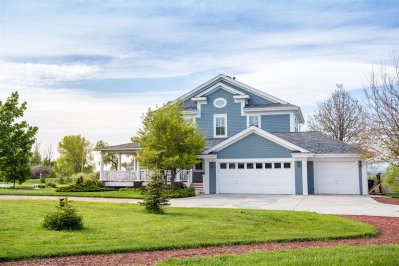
[307,84,365,143]
[42,145,54,167]
[30,142,42,166]
[95,140,118,170]
[0,92,38,186]
[56,135,94,175]
[364,55,399,165]
[133,101,205,188]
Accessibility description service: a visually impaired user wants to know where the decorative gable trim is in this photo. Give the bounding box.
[195,82,245,97]
[203,126,309,154]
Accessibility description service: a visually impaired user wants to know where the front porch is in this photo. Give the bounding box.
[95,143,203,191]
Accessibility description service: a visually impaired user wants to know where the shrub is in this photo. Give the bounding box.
[140,173,170,214]
[38,184,46,189]
[46,181,57,188]
[31,166,54,179]
[42,198,83,231]
[166,187,195,198]
[56,184,114,192]
[82,178,94,187]
[383,165,399,192]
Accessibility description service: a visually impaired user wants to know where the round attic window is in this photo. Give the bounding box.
[213,98,227,108]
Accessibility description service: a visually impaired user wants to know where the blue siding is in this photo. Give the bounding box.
[307,161,314,194]
[358,161,363,195]
[295,161,303,195]
[196,89,246,138]
[261,115,290,132]
[209,162,216,194]
[192,172,204,183]
[217,133,292,159]
[219,80,273,105]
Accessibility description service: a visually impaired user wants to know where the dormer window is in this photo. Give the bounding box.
[247,115,260,127]
[214,114,227,138]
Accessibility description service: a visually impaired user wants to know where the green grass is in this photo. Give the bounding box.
[157,244,399,266]
[387,193,399,198]
[0,200,377,262]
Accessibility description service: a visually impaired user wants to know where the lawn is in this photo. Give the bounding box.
[0,200,377,262]
[157,244,399,266]
[388,193,399,198]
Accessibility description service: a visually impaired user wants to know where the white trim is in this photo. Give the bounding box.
[313,154,361,158]
[196,83,244,97]
[198,154,217,159]
[291,153,314,158]
[290,113,295,132]
[217,158,294,163]
[233,95,250,100]
[178,74,225,103]
[192,97,207,102]
[246,115,261,128]
[204,126,309,154]
[213,98,227,108]
[301,159,308,195]
[244,107,300,112]
[213,114,227,138]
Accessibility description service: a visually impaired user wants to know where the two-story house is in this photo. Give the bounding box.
[96,74,368,195]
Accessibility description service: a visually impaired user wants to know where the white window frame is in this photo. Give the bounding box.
[213,114,227,138]
[247,115,261,128]
[213,98,227,108]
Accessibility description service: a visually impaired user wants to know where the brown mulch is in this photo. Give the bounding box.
[2,215,398,266]
[373,196,399,205]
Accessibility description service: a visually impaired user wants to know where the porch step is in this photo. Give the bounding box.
[190,183,204,195]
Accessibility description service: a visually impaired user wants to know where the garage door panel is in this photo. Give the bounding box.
[316,161,358,194]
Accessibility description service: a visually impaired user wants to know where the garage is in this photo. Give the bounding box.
[315,161,359,194]
[218,161,294,194]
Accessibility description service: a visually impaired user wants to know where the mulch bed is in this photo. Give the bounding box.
[2,215,398,266]
[373,197,399,205]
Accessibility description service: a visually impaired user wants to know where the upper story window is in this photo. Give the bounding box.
[213,98,227,108]
[247,115,260,127]
[214,114,227,138]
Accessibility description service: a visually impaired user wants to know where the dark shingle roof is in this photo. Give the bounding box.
[94,143,140,151]
[205,138,227,149]
[272,131,358,154]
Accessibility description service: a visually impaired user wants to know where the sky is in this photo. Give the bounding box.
[0,0,399,159]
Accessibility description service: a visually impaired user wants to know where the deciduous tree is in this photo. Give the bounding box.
[95,140,118,170]
[133,101,205,188]
[0,92,38,187]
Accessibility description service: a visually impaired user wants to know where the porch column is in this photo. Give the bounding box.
[100,151,104,180]
[118,153,122,171]
[301,159,308,195]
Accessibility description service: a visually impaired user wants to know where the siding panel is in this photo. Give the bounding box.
[217,133,292,159]
[295,161,303,195]
[261,114,290,132]
[209,162,216,194]
[307,161,314,194]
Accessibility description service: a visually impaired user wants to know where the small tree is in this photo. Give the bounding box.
[140,173,170,214]
[307,84,365,143]
[95,140,118,170]
[384,165,399,192]
[133,101,205,188]
[0,92,38,187]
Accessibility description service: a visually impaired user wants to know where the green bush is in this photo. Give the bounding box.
[42,198,83,231]
[46,181,57,188]
[56,184,115,192]
[140,173,170,214]
[82,178,94,187]
[166,187,196,198]
[383,165,399,192]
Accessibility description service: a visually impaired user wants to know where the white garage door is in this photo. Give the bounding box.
[218,161,294,194]
[316,161,359,194]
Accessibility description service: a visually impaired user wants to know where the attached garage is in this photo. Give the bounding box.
[315,161,360,194]
[218,161,294,194]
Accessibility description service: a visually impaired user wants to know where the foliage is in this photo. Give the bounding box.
[134,101,205,187]
[307,85,365,143]
[0,92,38,186]
[363,54,399,164]
[95,140,118,170]
[30,165,53,179]
[157,244,399,266]
[140,174,170,214]
[383,164,399,192]
[82,177,94,187]
[42,198,83,231]
[46,181,57,188]
[165,187,195,198]
[0,200,376,261]
[30,142,42,166]
[55,184,114,192]
[56,135,94,176]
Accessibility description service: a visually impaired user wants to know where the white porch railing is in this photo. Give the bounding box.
[101,169,192,186]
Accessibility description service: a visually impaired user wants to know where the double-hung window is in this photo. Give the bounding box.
[214,114,227,138]
[248,115,260,127]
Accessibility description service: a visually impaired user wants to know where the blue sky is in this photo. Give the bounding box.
[1,0,399,156]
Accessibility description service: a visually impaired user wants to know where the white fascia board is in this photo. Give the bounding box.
[182,110,199,115]
[243,107,299,112]
[191,97,207,102]
[177,74,225,102]
[195,83,245,97]
[233,95,250,100]
[198,154,217,159]
[291,153,314,158]
[203,126,309,154]
[313,154,361,158]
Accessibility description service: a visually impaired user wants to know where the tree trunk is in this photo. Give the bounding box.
[13,177,16,188]
[170,169,176,189]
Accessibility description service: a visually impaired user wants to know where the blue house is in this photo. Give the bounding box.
[96,74,367,195]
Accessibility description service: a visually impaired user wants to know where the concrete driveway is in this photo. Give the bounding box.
[168,194,399,217]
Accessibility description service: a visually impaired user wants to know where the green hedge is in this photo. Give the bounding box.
[56,184,115,192]
[166,187,195,198]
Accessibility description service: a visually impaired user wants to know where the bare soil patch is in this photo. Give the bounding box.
[1,215,398,266]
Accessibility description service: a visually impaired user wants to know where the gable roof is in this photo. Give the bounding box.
[178,74,288,105]
[203,126,309,154]
[273,132,358,154]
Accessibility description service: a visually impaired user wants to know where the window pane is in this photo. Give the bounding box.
[274,163,282,169]
[283,162,291,169]
[265,163,272,169]
[237,163,245,169]
[229,163,236,169]
[195,161,203,170]
[247,163,254,169]
[255,163,263,169]
[220,163,227,169]
[249,116,259,127]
